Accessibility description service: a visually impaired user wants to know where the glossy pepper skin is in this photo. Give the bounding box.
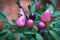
[29,13,35,20]
[16,16,26,27]
[16,8,26,27]
[40,10,51,22]
[37,22,45,29]
[36,2,40,11]
[27,20,34,28]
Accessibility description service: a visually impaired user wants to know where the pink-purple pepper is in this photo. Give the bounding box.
[36,2,40,11]
[40,10,51,22]
[16,8,26,27]
[27,20,34,28]
[16,16,26,27]
[37,22,45,29]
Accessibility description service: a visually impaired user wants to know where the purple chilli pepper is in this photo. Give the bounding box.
[29,13,35,20]
[40,10,51,23]
[37,22,45,29]
[36,2,40,11]
[16,16,26,27]
[27,19,34,28]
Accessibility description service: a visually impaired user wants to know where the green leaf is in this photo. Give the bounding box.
[5,23,11,30]
[36,33,44,40]
[15,33,21,40]
[0,23,11,34]
[49,20,58,25]
[52,28,60,31]
[34,20,40,24]
[49,30,60,40]
[31,38,35,40]
[15,33,26,40]
[6,33,15,40]
[0,32,11,40]
[47,5,54,14]
[29,28,37,32]
[54,20,60,28]
[23,32,35,35]
[20,33,25,38]
[35,12,41,17]
[0,29,8,34]
[34,20,40,26]
[0,12,8,23]
[46,33,54,40]
[30,3,36,13]
[50,0,57,7]
[1,11,10,16]
[52,10,60,17]
[39,7,46,13]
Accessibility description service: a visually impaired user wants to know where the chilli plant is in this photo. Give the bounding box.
[0,0,60,40]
